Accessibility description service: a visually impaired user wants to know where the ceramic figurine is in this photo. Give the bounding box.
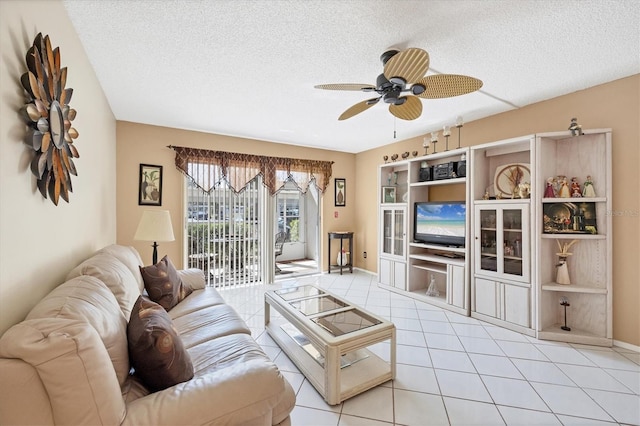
[557,176,571,198]
[582,175,596,197]
[570,177,582,197]
[544,177,556,198]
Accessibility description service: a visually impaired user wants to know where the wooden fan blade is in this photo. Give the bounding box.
[389,96,422,121]
[415,74,483,99]
[338,98,379,121]
[383,48,430,84]
[315,83,376,91]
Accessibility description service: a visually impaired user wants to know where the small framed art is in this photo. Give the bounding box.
[542,202,597,234]
[382,186,396,203]
[335,178,346,207]
[138,164,163,206]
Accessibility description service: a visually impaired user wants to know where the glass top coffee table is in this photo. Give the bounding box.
[265,284,396,405]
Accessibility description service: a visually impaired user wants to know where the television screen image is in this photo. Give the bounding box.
[414,202,466,247]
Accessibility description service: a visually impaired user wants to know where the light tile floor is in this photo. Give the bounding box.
[218,271,640,426]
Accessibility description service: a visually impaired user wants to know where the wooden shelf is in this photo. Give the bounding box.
[542,284,607,294]
[540,233,606,240]
[409,253,465,267]
[409,243,466,254]
[410,177,466,187]
[542,197,607,203]
[411,263,447,273]
[538,325,611,346]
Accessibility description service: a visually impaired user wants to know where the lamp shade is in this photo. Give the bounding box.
[134,210,175,242]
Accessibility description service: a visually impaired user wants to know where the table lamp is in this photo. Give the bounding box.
[134,210,175,264]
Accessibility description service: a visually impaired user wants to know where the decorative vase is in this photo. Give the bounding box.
[556,256,571,285]
[337,250,348,266]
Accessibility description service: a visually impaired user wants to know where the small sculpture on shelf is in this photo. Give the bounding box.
[515,182,531,199]
[582,175,596,197]
[426,274,439,297]
[544,177,556,198]
[555,239,578,285]
[412,151,419,158]
[383,155,389,163]
[570,177,582,197]
[391,153,399,162]
[560,297,571,331]
[401,151,410,160]
[568,117,583,136]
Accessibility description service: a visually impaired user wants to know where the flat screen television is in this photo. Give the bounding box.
[414,201,466,247]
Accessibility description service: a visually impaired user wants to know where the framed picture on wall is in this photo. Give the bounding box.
[138,164,163,206]
[335,178,346,207]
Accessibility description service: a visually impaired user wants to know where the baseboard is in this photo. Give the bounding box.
[613,339,640,353]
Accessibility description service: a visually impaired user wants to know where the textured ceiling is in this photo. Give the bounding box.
[63,0,639,153]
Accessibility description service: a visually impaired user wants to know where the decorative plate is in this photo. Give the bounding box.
[494,163,530,198]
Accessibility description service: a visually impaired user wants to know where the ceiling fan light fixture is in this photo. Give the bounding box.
[315,47,481,121]
[380,49,399,65]
[383,91,399,104]
[411,84,425,95]
[389,76,406,87]
[376,73,392,91]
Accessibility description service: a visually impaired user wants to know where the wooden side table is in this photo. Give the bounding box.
[327,231,353,274]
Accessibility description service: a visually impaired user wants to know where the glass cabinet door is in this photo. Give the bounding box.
[393,209,404,256]
[479,209,498,273]
[503,209,524,278]
[475,203,529,282]
[381,206,405,258]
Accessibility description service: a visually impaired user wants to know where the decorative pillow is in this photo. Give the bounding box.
[127,296,194,392]
[140,255,193,311]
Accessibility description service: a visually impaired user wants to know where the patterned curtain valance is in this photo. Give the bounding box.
[170,146,333,195]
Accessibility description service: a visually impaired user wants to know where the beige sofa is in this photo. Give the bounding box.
[0,244,296,425]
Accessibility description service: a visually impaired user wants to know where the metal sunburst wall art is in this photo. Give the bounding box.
[20,33,79,205]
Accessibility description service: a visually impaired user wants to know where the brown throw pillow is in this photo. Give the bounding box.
[140,255,193,311]
[127,296,194,392]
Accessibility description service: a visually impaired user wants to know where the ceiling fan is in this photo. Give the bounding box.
[315,47,483,121]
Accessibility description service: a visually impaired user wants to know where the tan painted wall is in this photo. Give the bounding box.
[0,1,117,335]
[115,122,356,269]
[356,75,640,346]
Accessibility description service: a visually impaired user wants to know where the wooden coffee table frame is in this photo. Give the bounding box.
[265,285,396,405]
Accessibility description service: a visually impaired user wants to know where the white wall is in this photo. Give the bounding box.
[0,0,117,334]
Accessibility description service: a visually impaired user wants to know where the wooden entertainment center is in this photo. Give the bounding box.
[378,129,612,346]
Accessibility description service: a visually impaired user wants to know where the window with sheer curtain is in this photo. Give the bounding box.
[171,146,332,287]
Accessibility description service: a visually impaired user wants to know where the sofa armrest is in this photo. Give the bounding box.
[177,268,206,290]
[122,360,288,425]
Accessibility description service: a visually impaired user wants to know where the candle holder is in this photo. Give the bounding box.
[430,131,439,154]
[455,116,463,149]
[443,125,451,151]
[422,137,430,155]
[560,296,571,331]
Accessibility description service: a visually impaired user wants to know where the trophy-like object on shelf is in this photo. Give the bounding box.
[455,116,463,149]
[422,137,430,155]
[556,239,578,285]
[443,125,451,151]
[430,131,439,154]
